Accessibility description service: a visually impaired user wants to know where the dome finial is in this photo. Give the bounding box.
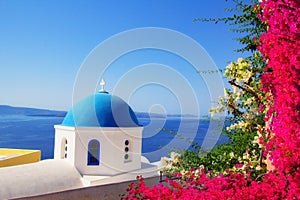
[100,79,106,92]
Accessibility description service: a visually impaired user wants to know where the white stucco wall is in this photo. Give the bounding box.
[54,125,143,176]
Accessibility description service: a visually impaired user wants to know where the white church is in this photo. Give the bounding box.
[0,80,160,199]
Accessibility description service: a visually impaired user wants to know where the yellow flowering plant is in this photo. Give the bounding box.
[208,55,271,177]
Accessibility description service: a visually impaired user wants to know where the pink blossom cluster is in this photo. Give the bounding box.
[258,0,300,197]
[124,170,291,200]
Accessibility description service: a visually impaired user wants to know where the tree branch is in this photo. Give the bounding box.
[228,103,244,116]
[228,80,260,101]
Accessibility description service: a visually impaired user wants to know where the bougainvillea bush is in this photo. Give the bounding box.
[123,0,300,199]
[123,170,290,200]
[258,0,300,197]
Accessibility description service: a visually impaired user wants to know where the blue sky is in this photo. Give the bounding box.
[0,0,247,115]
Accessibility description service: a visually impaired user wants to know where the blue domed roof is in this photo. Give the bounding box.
[62,92,140,127]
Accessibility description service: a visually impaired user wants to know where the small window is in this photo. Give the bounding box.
[61,138,68,159]
[88,139,100,165]
[125,147,129,152]
[125,140,129,146]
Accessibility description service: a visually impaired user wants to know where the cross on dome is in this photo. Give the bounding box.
[100,79,106,92]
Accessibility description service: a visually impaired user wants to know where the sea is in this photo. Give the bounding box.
[0,115,228,162]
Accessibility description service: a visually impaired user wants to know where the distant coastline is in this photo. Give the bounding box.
[0,105,67,117]
[26,114,66,117]
[0,105,203,119]
[135,112,200,119]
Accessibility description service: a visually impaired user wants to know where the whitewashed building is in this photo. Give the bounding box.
[54,81,144,176]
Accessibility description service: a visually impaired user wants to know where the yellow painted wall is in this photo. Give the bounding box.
[0,148,41,168]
